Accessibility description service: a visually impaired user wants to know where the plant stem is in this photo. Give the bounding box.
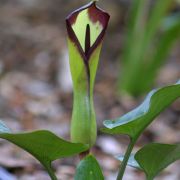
[147,176,153,180]
[48,170,58,180]
[79,149,90,160]
[116,139,135,180]
[44,162,58,180]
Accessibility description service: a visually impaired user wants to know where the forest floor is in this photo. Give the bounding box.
[0,0,180,179]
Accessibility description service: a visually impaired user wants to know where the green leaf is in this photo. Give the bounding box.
[142,14,180,90]
[135,143,180,180]
[116,154,141,169]
[102,81,180,138]
[120,0,148,92]
[75,154,104,180]
[150,14,180,69]
[143,0,171,46]
[0,123,88,180]
[104,81,180,179]
[119,0,173,96]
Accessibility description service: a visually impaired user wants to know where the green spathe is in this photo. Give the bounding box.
[66,1,109,146]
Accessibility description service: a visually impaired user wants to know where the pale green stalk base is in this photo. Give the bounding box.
[71,92,97,147]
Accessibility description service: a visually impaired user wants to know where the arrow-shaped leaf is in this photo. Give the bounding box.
[102,81,180,138]
[102,81,180,180]
[135,143,180,180]
[75,154,104,180]
[0,122,88,180]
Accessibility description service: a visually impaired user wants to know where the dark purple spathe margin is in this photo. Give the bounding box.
[66,1,110,62]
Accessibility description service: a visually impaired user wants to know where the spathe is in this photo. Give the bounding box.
[66,1,110,62]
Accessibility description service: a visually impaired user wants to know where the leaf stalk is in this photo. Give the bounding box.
[116,138,136,180]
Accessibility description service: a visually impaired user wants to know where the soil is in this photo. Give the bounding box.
[0,0,179,179]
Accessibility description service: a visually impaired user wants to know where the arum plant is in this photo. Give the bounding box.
[0,1,109,180]
[0,2,179,180]
[66,1,109,147]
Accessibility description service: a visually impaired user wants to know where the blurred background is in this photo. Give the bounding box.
[0,0,179,179]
